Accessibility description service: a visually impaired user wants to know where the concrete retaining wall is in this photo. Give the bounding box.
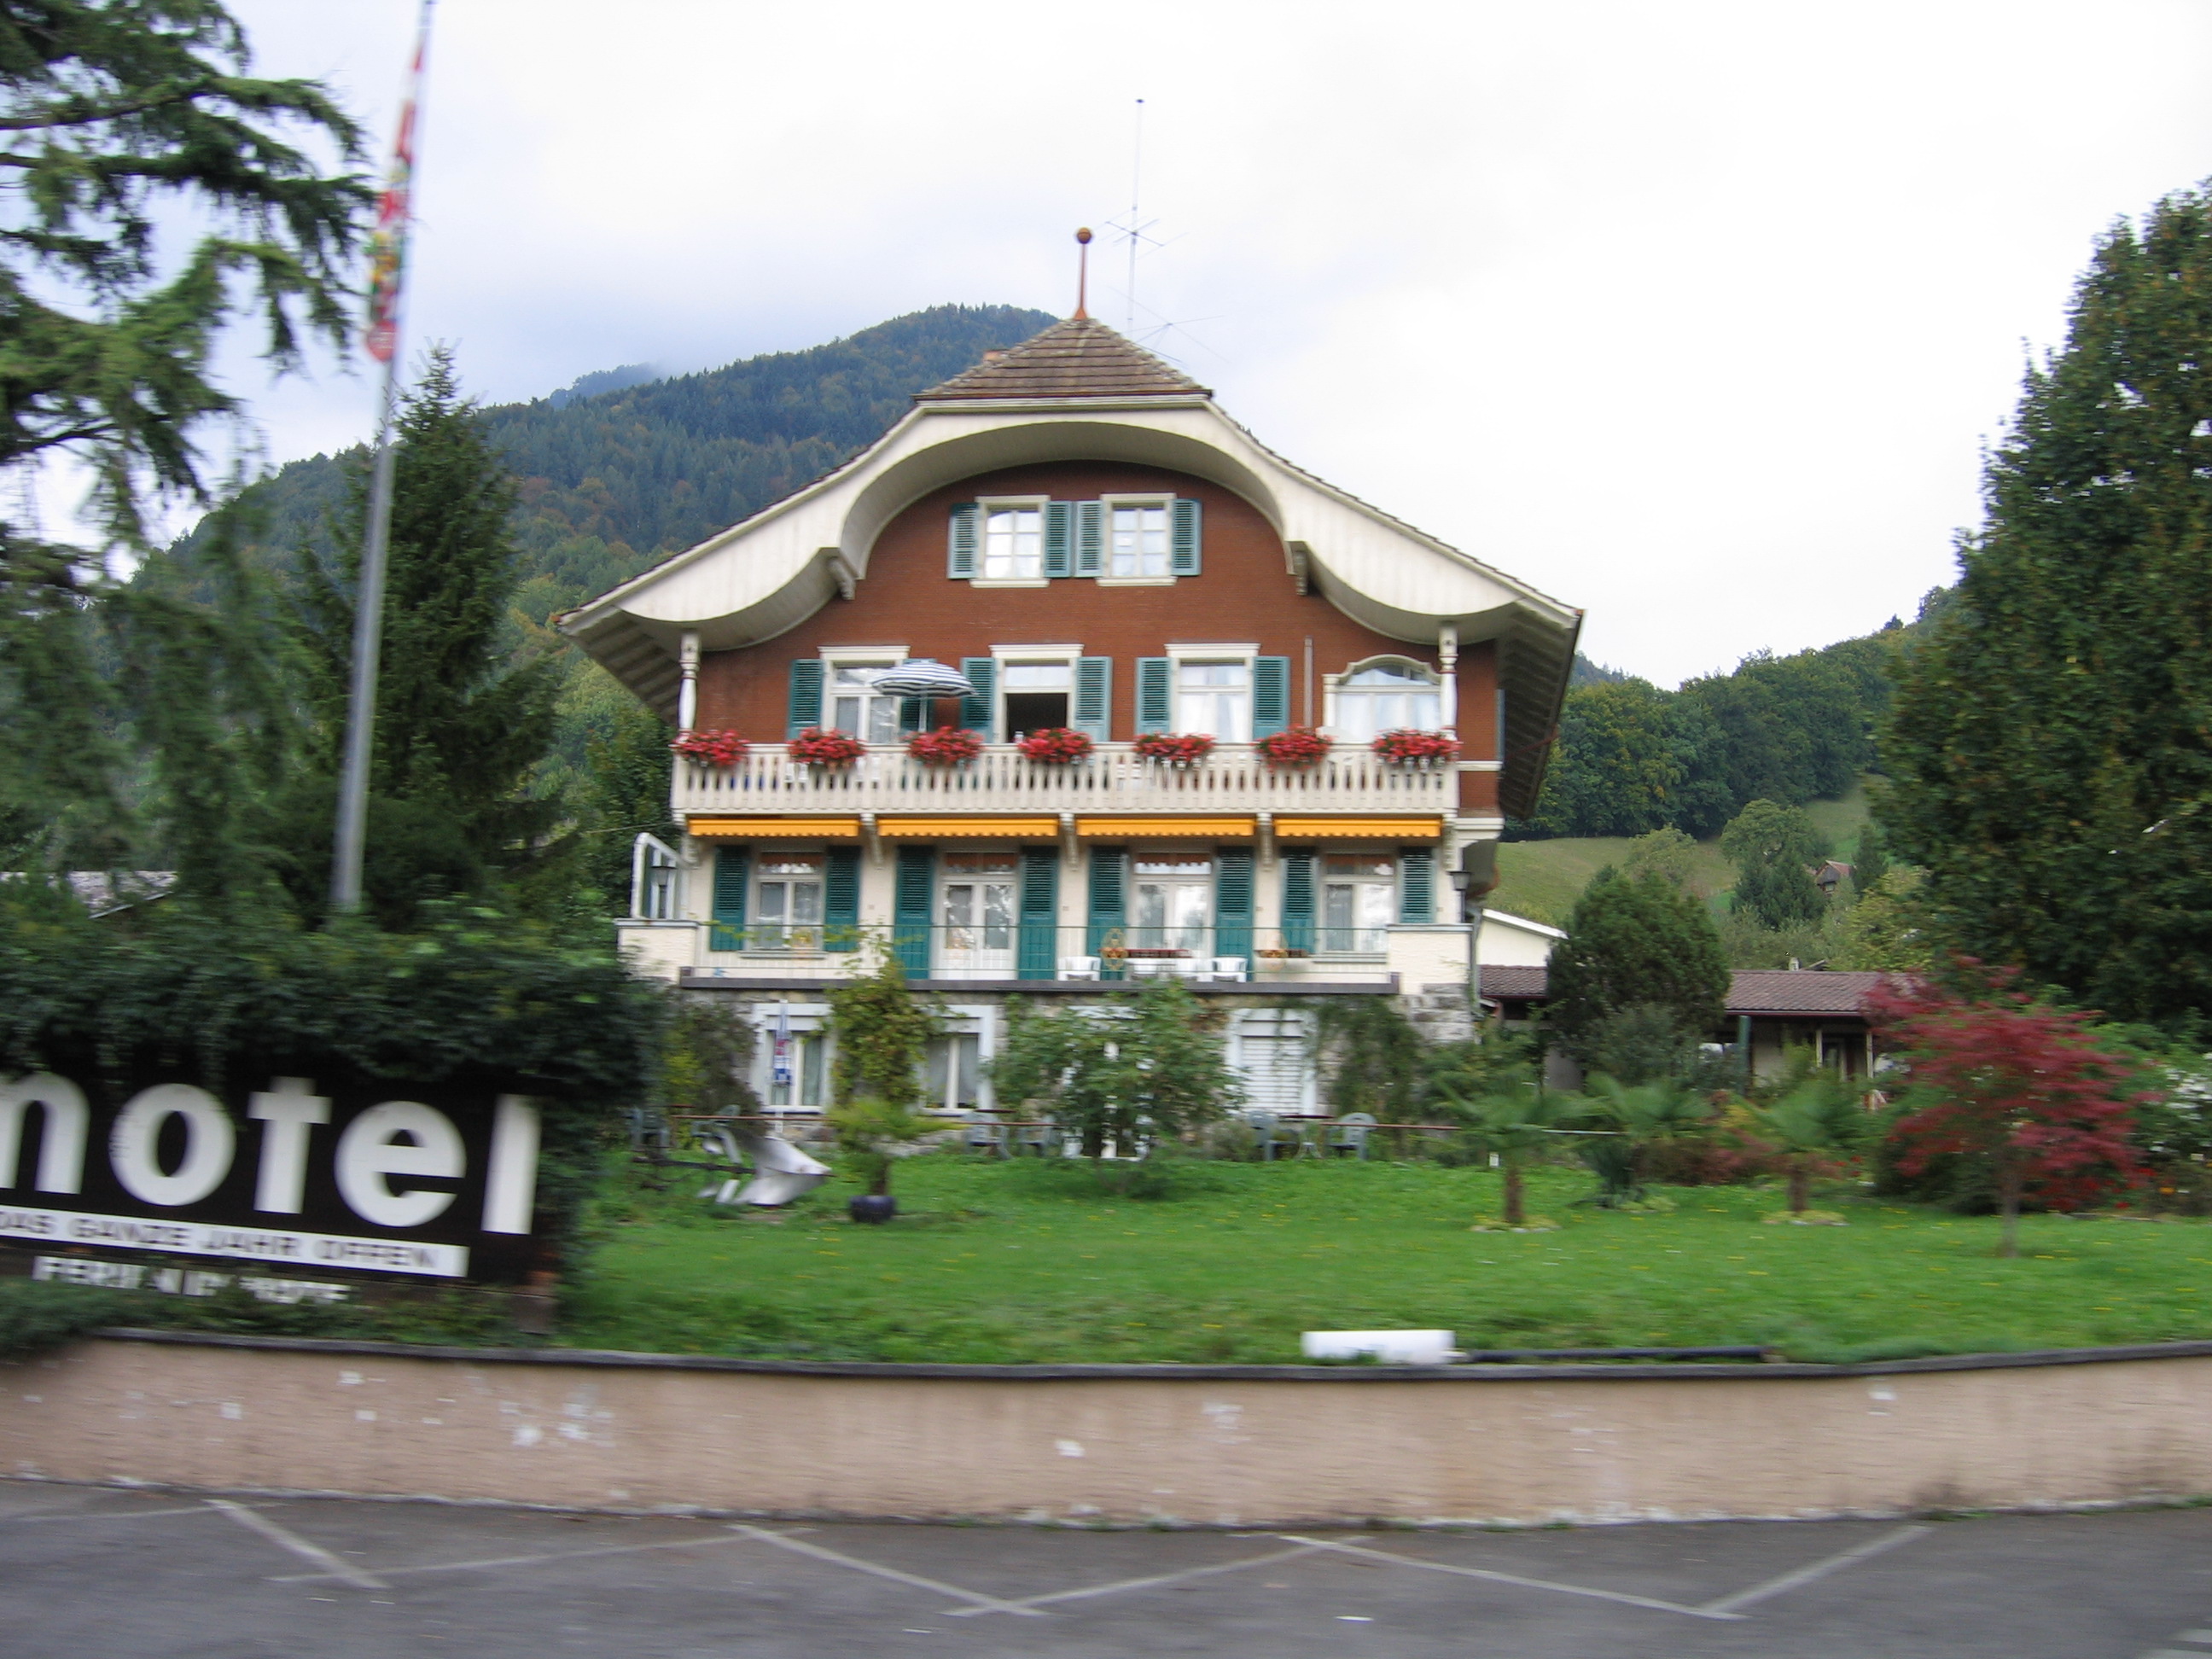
[7,1331,2211,1525]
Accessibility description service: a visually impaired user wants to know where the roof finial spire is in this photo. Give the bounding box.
[1074,226,1092,321]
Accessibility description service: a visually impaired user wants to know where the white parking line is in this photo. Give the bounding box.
[207,1499,388,1591]
[1277,1534,1744,1621]
[730,1525,1045,1618]
[269,1531,753,1584]
[0,1500,277,1525]
[944,1540,1351,1618]
[1699,1525,1930,1615]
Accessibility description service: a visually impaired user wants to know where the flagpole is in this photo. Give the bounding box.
[331,0,434,914]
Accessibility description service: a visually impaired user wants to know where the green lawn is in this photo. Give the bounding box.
[1488,778,1871,926]
[562,1153,2212,1365]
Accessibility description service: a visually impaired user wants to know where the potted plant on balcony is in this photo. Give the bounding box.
[1016,726,1094,764]
[1256,725,1332,769]
[1132,731,1214,768]
[788,726,867,767]
[906,726,986,766]
[1371,728,1460,767]
[669,729,749,767]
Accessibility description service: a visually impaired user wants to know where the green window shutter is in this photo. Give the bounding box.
[786,658,824,738]
[1086,847,1128,975]
[1072,656,1112,742]
[710,846,749,952]
[947,502,979,577]
[1252,655,1291,738]
[1398,847,1436,924]
[823,846,861,951]
[960,657,996,738]
[893,845,934,977]
[1043,501,1073,577]
[1280,850,1315,955]
[1214,847,1254,966]
[1135,657,1172,733]
[1170,498,1202,575]
[1017,847,1060,980]
[899,696,924,734]
[1075,501,1104,575]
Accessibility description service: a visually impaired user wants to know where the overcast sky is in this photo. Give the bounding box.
[212,0,2212,685]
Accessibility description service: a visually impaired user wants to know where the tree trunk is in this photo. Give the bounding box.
[1787,1156,1810,1214]
[1081,1125,1104,1159]
[869,1155,891,1198]
[1504,1156,1526,1227]
[1998,1161,2023,1258]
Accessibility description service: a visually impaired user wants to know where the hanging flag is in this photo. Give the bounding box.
[364,6,432,363]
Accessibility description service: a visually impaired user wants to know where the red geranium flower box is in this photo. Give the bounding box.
[670,730,749,767]
[787,727,868,765]
[1371,728,1461,764]
[1256,725,1332,768]
[906,726,986,765]
[1132,731,1215,765]
[1016,727,1095,764]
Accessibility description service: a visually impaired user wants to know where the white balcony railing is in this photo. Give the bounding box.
[672,743,1460,818]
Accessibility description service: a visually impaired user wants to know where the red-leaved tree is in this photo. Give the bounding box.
[1871,961,2156,1255]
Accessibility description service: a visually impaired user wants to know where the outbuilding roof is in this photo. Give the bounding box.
[915,317,1209,401]
[1477,967,1892,1017]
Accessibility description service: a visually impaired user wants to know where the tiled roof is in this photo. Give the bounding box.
[916,317,1210,402]
[1726,969,1889,1016]
[1477,967,1890,1017]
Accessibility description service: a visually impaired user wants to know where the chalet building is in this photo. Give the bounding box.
[562,317,1580,1113]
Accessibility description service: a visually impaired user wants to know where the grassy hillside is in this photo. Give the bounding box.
[1491,778,1871,927]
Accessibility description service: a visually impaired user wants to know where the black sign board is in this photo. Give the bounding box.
[0,1071,543,1287]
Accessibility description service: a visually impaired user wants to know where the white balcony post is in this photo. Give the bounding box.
[677,630,701,732]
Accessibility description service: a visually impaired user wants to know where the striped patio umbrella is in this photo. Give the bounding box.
[868,659,978,698]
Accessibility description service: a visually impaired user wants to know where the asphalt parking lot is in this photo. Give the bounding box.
[3,1479,2210,1657]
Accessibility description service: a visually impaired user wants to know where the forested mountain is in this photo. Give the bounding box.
[1511,605,1933,841]
[196,303,1059,626]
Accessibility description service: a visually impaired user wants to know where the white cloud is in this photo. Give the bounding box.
[212,0,2212,683]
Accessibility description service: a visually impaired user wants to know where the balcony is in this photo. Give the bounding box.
[671,743,1464,824]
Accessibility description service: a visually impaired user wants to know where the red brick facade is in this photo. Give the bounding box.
[692,461,1498,757]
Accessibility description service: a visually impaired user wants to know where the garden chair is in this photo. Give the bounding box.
[1015,1121,1064,1158]
[1208,957,1249,983]
[963,1113,1009,1157]
[1057,956,1103,981]
[1326,1112,1377,1160]
[621,1108,672,1156]
[1246,1111,1307,1161]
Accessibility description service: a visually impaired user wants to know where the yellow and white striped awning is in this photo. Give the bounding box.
[1272,816,1444,841]
[1075,816,1258,840]
[686,816,862,840]
[876,816,1062,839]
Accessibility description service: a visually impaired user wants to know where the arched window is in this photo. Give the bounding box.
[1330,659,1443,741]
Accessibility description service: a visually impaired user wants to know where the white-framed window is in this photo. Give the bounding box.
[1330,658,1444,742]
[1177,660,1250,741]
[940,850,1020,979]
[982,503,1045,580]
[925,1006,1000,1112]
[754,1004,830,1113]
[1318,853,1396,954]
[754,851,824,951]
[1132,853,1214,952]
[1001,658,1074,737]
[828,660,906,744]
[1105,498,1171,579]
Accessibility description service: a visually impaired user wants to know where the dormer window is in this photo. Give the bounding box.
[983,506,1044,580]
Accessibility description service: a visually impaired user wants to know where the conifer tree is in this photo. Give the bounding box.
[1883,186,2212,1031]
[277,349,564,923]
[1547,867,1732,1070]
[1720,800,1829,930]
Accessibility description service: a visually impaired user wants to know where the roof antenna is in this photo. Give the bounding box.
[1126,98,1143,331]
[1074,226,1092,320]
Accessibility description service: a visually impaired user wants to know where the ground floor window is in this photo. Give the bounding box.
[1319,853,1396,953]
[927,1033,983,1109]
[754,852,824,950]
[940,850,1020,977]
[1132,853,1214,953]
